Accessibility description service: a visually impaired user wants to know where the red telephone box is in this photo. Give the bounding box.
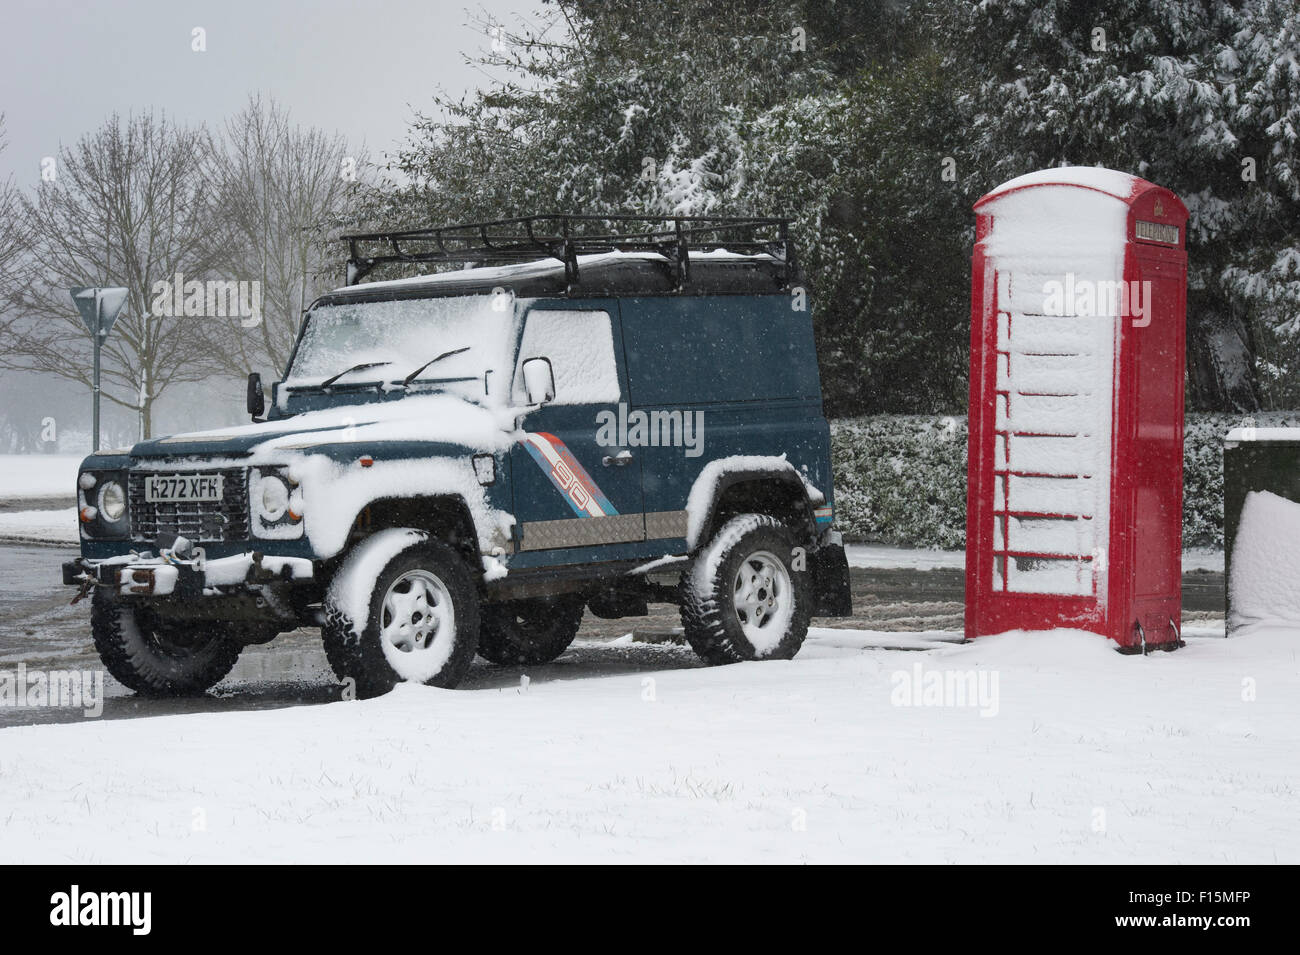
[965,168,1188,651]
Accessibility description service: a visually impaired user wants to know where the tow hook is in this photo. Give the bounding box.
[69,575,95,605]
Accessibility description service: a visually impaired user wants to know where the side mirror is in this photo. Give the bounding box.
[246,372,265,419]
[521,357,556,405]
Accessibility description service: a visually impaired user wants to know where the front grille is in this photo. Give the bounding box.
[128,468,250,544]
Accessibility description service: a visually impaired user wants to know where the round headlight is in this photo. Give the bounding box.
[98,481,126,523]
[258,474,290,522]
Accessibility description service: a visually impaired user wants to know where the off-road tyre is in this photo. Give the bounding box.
[476,594,585,665]
[680,513,811,665]
[322,535,480,697]
[90,590,244,696]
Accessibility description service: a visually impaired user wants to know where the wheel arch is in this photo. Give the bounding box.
[687,460,817,552]
[351,494,482,571]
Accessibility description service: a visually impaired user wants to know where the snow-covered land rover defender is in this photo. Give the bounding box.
[63,215,852,696]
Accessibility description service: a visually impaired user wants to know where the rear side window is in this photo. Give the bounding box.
[512,309,620,405]
[621,296,820,404]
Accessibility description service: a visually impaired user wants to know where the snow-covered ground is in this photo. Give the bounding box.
[0,622,1292,864]
[0,454,81,501]
[845,543,965,570]
[0,507,78,544]
[0,455,81,544]
[1180,547,1227,573]
[844,543,1224,573]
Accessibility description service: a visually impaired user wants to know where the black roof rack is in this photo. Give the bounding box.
[339,214,797,289]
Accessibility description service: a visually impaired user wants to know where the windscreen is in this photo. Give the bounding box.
[285,294,520,403]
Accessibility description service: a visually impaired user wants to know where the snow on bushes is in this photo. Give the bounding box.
[831,416,967,549]
[1183,413,1300,549]
[830,412,1300,549]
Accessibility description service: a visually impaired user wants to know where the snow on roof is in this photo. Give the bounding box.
[335,257,567,294]
[978,166,1142,206]
[1226,427,1300,444]
[330,249,779,295]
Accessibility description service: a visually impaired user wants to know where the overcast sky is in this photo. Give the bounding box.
[1,0,539,182]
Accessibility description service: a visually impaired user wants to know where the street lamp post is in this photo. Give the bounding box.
[69,287,128,452]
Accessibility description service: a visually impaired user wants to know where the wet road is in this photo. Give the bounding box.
[0,543,1225,728]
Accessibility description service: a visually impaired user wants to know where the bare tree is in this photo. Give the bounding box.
[206,95,369,379]
[0,113,224,439]
[0,115,27,300]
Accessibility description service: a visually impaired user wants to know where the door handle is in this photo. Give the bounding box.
[602,449,634,467]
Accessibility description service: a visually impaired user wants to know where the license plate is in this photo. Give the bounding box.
[144,473,224,504]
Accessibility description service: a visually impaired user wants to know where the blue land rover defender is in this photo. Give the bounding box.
[63,216,852,696]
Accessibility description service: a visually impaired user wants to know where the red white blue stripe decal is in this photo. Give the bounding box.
[522,432,618,517]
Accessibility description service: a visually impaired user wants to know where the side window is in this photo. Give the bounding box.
[512,309,620,405]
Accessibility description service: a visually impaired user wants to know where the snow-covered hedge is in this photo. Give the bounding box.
[831,416,969,549]
[830,413,1300,549]
[1181,413,1300,548]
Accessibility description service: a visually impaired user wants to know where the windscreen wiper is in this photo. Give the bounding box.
[400,346,472,387]
[319,361,393,390]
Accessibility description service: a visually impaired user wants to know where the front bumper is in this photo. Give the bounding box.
[63,551,314,599]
